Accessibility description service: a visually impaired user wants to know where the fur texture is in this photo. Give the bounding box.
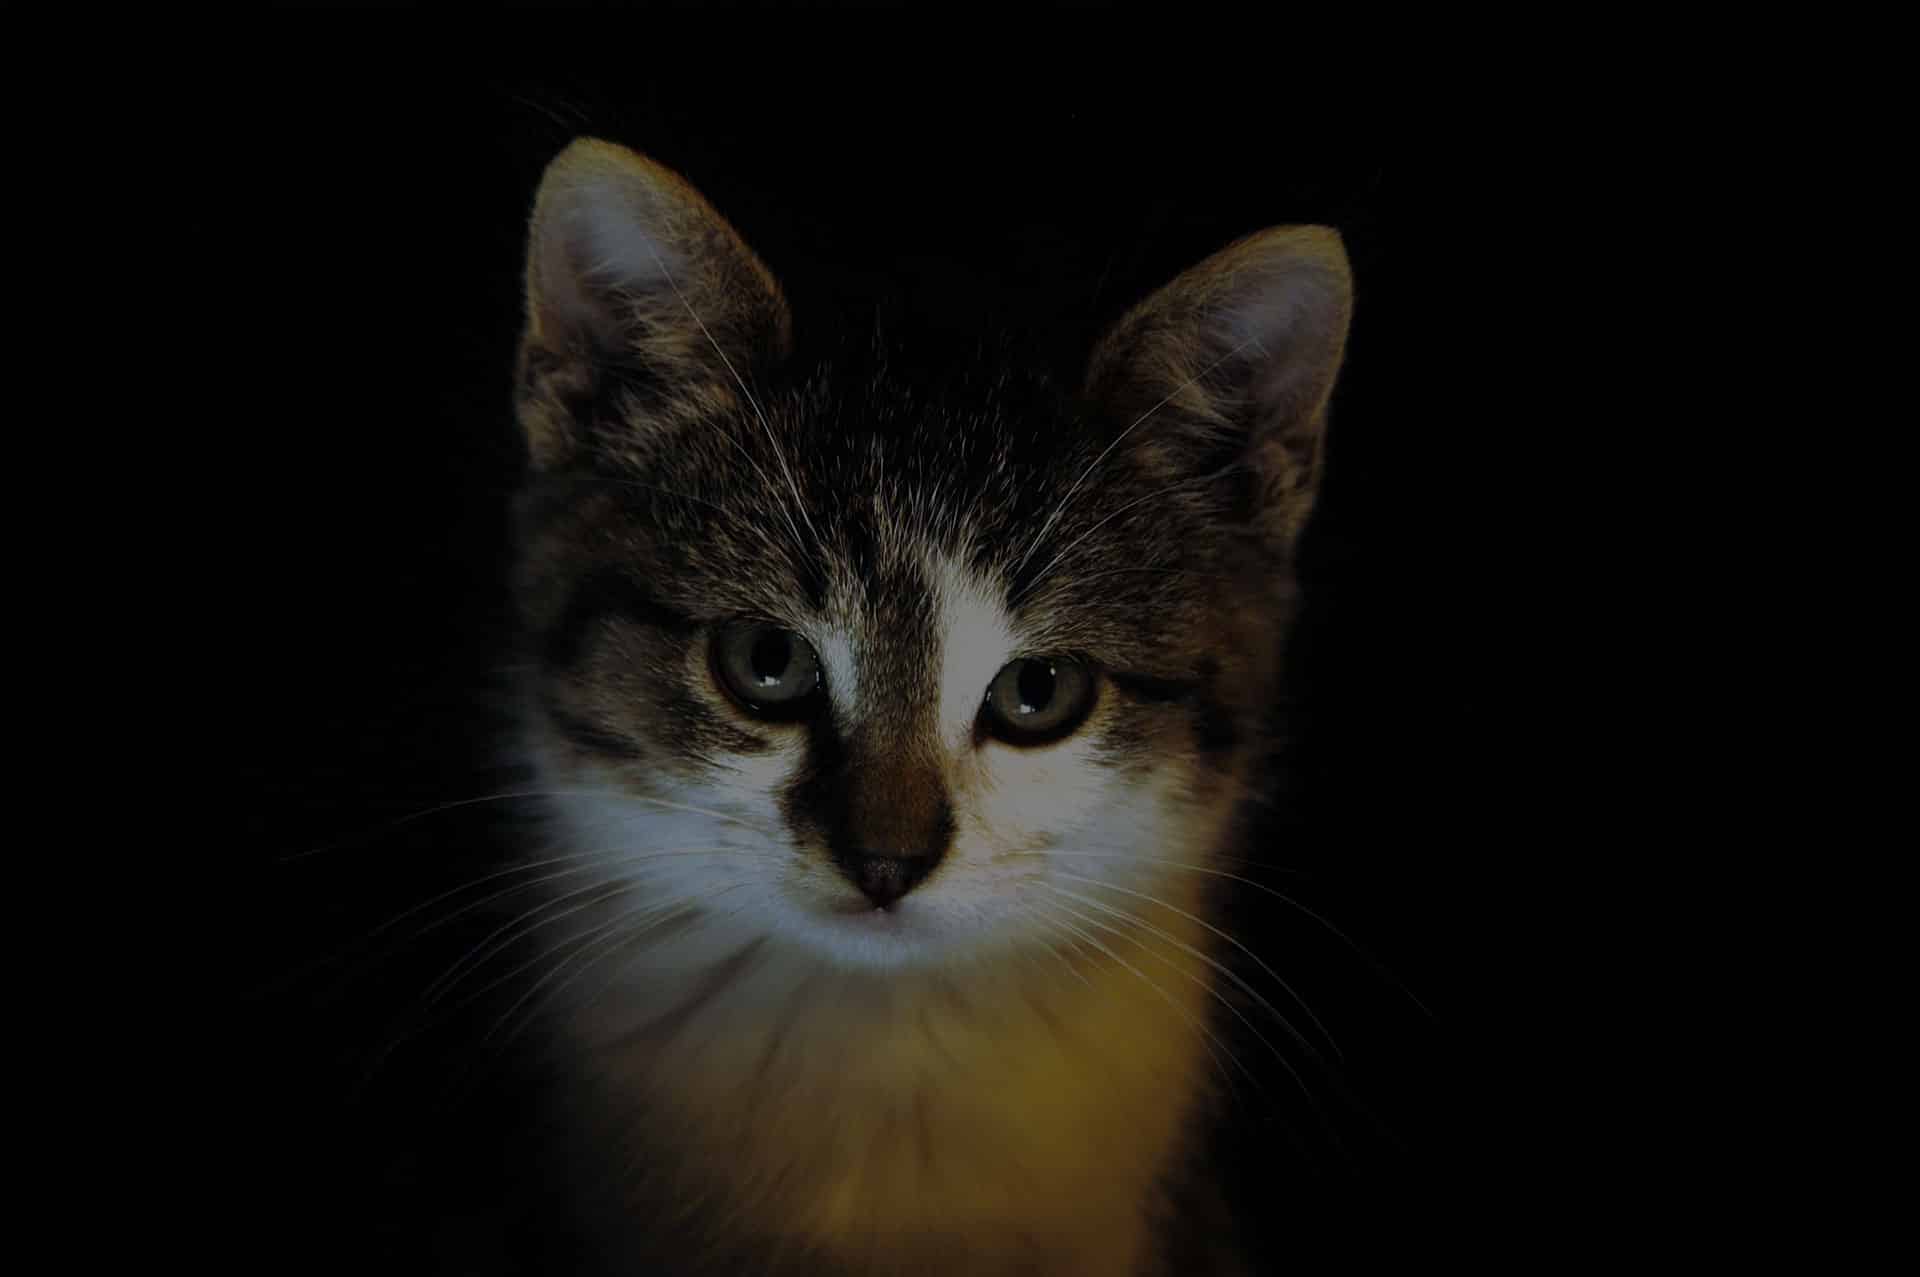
[508,139,1353,1275]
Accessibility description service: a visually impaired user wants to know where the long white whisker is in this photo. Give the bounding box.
[1007,903,1094,991]
[1026,897,1253,1098]
[436,903,658,1021]
[281,788,777,864]
[362,886,760,1102]
[1006,847,1301,874]
[1048,870,1340,1056]
[420,841,764,1013]
[258,849,623,1000]
[1039,883,1318,1101]
[1017,852,1427,1018]
[394,844,756,962]
[350,879,628,1098]
[1012,477,1214,605]
[1040,881,1324,1056]
[421,877,629,1011]
[486,881,754,1048]
[273,846,770,1009]
[1042,889,1309,1107]
[637,240,823,573]
[1010,332,1262,583]
[544,902,752,1048]
[1055,565,1239,591]
[355,850,629,947]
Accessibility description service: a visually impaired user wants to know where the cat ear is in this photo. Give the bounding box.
[1085,226,1353,549]
[516,138,792,469]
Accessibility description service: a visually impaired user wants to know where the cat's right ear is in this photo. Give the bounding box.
[516,139,792,470]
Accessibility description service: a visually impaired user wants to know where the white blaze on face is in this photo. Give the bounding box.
[930,555,1018,747]
[812,629,860,722]
[926,553,1112,852]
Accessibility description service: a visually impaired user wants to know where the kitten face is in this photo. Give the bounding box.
[512,139,1350,978]
[519,368,1278,971]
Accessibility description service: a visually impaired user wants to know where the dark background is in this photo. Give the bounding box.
[215,57,1533,1274]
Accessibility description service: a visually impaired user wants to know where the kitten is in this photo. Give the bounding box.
[508,138,1352,1275]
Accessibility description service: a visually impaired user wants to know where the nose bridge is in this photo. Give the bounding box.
[843,728,952,857]
[835,549,952,855]
[826,561,959,904]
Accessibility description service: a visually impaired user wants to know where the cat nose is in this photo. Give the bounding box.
[844,851,940,909]
[825,746,953,908]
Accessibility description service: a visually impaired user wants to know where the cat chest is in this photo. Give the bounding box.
[577,957,1217,1269]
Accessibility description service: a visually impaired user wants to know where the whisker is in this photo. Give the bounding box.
[349,879,630,1101]
[485,881,754,1048]
[434,899,661,1021]
[410,837,764,1013]
[278,787,553,864]
[636,239,823,578]
[348,850,627,948]
[510,91,590,131]
[1010,331,1263,583]
[1025,897,1254,1099]
[1017,851,1429,1019]
[1004,901,1096,993]
[1039,880,1329,1063]
[384,844,756,988]
[1007,847,1302,875]
[256,847,634,1000]
[1048,871,1340,1058]
[279,788,777,865]
[1056,565,1239,590]
[544,894,768,1055]
[1012,476,1216,605]
[353,889,632,1086]
[1040,889,1309,1105]
[378,890,767,1113]
[264,843,771,1013]
[365,845,745,976]
[420,877,630,1012]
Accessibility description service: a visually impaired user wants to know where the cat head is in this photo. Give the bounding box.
[511,139,1351,972]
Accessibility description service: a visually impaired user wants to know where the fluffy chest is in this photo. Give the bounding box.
[564,914,1222,1273]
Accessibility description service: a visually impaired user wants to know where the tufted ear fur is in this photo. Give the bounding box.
[516,138,792,470]
[1085,226,1353,550]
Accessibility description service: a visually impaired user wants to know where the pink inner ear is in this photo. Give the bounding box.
[1087,227,1350,428]
[568,181,679,290]
[535,179,683,344]
[1208,258,1351,434]
[1222,287,1303,358]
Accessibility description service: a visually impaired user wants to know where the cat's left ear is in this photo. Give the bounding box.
[1085,226,1354,550]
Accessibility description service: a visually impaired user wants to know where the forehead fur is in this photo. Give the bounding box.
[516,332,1288,684]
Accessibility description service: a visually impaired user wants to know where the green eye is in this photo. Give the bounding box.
[713,623,822,716]
[982,657,1096,744]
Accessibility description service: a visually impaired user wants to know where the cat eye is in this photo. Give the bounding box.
[982,657,1096,745]
[712,623,823,716]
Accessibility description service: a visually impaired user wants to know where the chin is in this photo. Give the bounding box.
[778,884,1014,972]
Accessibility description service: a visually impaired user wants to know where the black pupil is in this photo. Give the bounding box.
[1016,661,1056,713]
[750,631,791,685]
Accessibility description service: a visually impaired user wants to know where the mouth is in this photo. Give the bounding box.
[828,896,910,927]
[800,892,941,965]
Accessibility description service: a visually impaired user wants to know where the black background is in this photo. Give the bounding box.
[215,54,1536,1275]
